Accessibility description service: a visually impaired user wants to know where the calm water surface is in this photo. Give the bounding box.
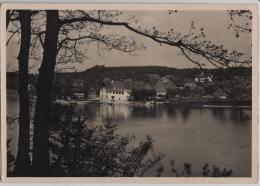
[7,94,252,177]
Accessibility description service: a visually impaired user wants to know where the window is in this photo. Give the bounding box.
[122,91,124,94]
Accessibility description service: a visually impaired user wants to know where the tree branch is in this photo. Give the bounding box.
[6,26,21,46]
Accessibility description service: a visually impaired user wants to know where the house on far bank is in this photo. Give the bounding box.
[214,89,228,99]
[100,80,131,102]
[72,79,87,100]
[162,79,177,90]
[195,72,213,83]
[148,79,167,96]
[146,77,177,97]
[72,86,87,100]
[88,87,98,99]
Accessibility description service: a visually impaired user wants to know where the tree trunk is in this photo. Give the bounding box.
[32,10,60,176]
[6,10,10,29]
[13,10,32,176]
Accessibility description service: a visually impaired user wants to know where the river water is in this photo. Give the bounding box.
[7,94,252,177]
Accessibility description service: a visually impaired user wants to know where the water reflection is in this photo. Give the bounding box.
[165,106,177,119]
[99,104,131,121]
[7,97,252,177]
[78,103,251,128]
[83,104,99,120]
[230,108,251,124]
[179,107,191,122]
[211,108,227,122]
[131,106,161,118]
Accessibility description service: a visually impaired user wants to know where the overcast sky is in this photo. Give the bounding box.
[6,10,252,73]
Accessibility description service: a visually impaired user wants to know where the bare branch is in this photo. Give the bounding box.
[59,11,249,69]
[6,26,21,46]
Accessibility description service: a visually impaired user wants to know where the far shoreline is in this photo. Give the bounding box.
[7,89,251,108]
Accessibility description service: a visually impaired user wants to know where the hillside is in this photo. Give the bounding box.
[7,65,252,89]
[56,65,251,80]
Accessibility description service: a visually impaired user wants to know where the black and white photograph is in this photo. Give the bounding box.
[2,3,258,181]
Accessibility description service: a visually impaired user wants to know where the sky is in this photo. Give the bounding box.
[6,10,252,73]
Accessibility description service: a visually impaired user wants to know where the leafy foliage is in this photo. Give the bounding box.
[156,160,233,177]
[131,88,156,101]
[7,139,15,176]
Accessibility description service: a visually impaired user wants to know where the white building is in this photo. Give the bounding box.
[100,80,131,103]
[195,73,213,83]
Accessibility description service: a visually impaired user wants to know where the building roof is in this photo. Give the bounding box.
[147,79,168,93]
[104,80,131,91]
[133,82,145,90]
[162,80,177,89]
[147,74,160,80]
[148,79,159,88]
[153,80,167,93]
[124,79,133,89]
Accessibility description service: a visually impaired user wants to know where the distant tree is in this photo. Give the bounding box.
[224,76,252,103]
[166,160,232,177]
[166,89,177,98]
[191,86,205,98]
[179,87,192,98]
[131,88,156,101]
[204,84,218,95]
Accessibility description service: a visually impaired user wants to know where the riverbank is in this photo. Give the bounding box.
[53,98,251,108]
[167,97,251,107]
[7,89,251,108]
